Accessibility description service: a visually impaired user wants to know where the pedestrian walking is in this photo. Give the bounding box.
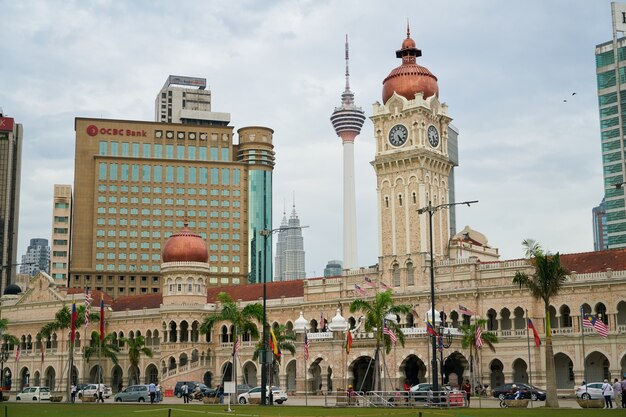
[70,383,77,403]
[613,378,622,408]
[156,382,162,402]
[149,382,156,404]
[602,379,613,409]
[97,383,105,403]
[621,376,626,408]
[182,382,189,403]
[463,379,472,407]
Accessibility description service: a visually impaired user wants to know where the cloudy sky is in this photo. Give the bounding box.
[0,1,616,277]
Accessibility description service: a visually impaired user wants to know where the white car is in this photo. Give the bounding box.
[78,383,112,399]
[237,386,288,404]
[576,382,615,400]
[16,386,50,401]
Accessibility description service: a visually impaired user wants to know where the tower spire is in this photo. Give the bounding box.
[344,34,351,95]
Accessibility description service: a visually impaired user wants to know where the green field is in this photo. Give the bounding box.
[0,404,616,417]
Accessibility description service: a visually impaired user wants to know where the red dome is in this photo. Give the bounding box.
[382,27,438,104]
[162,224,208,263]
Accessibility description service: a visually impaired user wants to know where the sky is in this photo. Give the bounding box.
[0,0,616,278]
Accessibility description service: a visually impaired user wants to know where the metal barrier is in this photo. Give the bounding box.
[329,389,466,408]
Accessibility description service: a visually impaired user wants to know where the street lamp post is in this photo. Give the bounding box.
[0,341,7,402]
[259,225,308,406]
[437,314,453,388]
[418,200,477,393]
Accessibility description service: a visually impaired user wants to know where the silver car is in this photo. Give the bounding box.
[237,386,288,404]
[576,382,615,400]
[114,384,150,402]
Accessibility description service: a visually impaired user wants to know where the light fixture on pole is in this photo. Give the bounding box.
[417,199,477,393]
[259,225,309,406]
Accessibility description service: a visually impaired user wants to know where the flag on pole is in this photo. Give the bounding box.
[304,332,310,361]
[70,302,77,343]
[363,276,376,288]
[99,298,105,342]
[15,346,20,363]
[85,287,91,328]
[383,323,397,344]
[437,335,443,352]
[458,305,474,316]
[320,311,325,330]
[354,284,366,296]
[426,319,438,336]
[582,313,609,338]
[270,329,281,358]
[379,281,390,291]
[527,318,541,347]
[234,337,241,356]
[475,325,484,348]
[346,331,353,354]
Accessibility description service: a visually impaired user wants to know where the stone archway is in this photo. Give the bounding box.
[145,364,158,384]
[203,371,213,387]
[586,351,610,382]
[489,359,504,389]
[308,359,322,394]
[512,358,528,384]
[44,366,56,391]
[111,365,123,392]
[89,365,104,383]
[399,354,426,386]
[442,351,468,388]
[3,368,12,390]
[242,361,258,387]
[349,356,375,392]
[222,362,233,382]
[554,352,574,389]
[19,367,29,390]
[286,360,296,393]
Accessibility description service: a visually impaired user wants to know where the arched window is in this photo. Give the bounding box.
[392,264,400,287]
[406,262,414,286]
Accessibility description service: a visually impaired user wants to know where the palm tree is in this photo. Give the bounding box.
[252,324,296,385]
[513,240,568,408]
[0,318,18,347]
[84,331,120,382]
[200,292,263,400]
[39,304,99,338]
[349,290,411,391]
[120,335,153,385]
[459,319,497,395]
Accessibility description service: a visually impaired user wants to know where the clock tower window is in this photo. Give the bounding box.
[398,194,403,206]
[406,262,415,286]
[392,264,401,287]
[385,196,389,208]
[412,192,417,204]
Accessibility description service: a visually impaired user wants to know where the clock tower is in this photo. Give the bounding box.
[371,26,454,288]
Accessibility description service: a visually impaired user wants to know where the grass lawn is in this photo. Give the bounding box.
[0,403,615,417]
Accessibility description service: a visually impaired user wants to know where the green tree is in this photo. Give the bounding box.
[459,318,497,395]
[120,335,153,385]
[513,240,568,408]
[0,318,18,347]
[84,331,120,382]
[39,304,99,338]
[349,290,411,391]
[252,323,296,384]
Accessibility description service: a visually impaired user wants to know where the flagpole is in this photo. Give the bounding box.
[525,309,533,408]
[231,326,237,407]
[304,332,308,407]
[580,307,588,396]
[476,315,481,409]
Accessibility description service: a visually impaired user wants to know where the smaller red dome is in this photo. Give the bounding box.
[401,36,416,50]
[162,224,208,263]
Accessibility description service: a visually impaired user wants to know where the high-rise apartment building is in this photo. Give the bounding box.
[595,3,626,248]
[155,75,231,126]
[593,198,609,251]
[19,238,50,276]
[273,204,306,281]
[0,110,22,294]
[71,117,274,297]
[51,184,72,281]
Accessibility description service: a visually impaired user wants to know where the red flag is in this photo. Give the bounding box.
[99,298,105,342]
[426,320,438,336]
[70,302,77,343]
[304,333,310,361]
[528,318,541,347]
[346,331,353,354]
[475,325,484,348]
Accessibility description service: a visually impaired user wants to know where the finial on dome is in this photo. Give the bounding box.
[407,19,410,38]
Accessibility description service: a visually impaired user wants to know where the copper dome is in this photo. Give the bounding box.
[382,25,438,104]
[162,224,209,263]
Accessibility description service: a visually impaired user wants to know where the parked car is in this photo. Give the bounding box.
[113,384,150,402]
[16,386,50,401]
[77,383,112,399]
[174,381,213,398]
[237,386,288,404]
[408,383,451,402]
[576,382,615,400]
[492,383,546,401]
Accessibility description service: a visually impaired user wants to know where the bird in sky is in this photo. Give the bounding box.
[563,92,577,102]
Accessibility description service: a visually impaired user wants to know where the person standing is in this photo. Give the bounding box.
[462,379,472,407]
[70,383,77,403]
[403,379,411,402]
[149,381,156,404]
[156,382,162,402]
[182,382,189,404]
[97,383,105,403]
[613,378,622,409]
[621,376,626,408]
[602,379,613,409]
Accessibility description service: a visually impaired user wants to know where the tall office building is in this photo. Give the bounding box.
[595,3,626,248]
[447,124,459,236]
[593,198,609,251]
[71,116,274,297]
[50,184,72,281]
[323,259,343,277]
[19,238,50,276]
[330,36,366,270]
[0,111,22,294]
[273,204,306,281]
[155,75,231,126]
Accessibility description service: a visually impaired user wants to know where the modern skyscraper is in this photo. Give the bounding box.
[330,36,365,270]
[593,198,609,251]
[323,259,343,277]
[155,75,231,126]
[273,204,306,281]
[51,184,72,281]
[71,117,274,297]
[0,110,22,294]
[19,238,50,276]
[595,3,626,248]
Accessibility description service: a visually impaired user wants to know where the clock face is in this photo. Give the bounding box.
[427,125,440,148]
[389,124,408,147]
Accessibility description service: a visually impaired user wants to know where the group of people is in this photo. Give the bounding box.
[148,381,163,404]
[69,383,106,403]
[600,377,626,409]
